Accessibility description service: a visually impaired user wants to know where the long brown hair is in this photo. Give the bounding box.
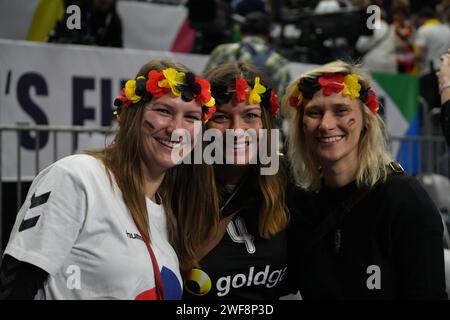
[88,60,219,275]
[204,61,289,237]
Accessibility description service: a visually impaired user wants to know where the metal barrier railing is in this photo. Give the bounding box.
[389,135,450,178]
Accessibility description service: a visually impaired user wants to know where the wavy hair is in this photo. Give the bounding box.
[281,60,392,191]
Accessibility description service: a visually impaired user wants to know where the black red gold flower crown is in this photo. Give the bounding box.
[113,68,216,123]
[210,77,279,120]
[288,73,380,114]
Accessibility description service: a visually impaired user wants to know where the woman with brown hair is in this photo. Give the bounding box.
[0,59,219,300]
[183,61,290,300]
[284,60,447,299]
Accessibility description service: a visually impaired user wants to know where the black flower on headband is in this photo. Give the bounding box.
[177,72,201,102]
[260,87,272,111]
[211,83,233,106]
[298,77,321,100]
[135,76,152,102]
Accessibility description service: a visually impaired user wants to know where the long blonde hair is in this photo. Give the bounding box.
[282,60,392,191]
[88,60,219,275]
[205,61,289,237]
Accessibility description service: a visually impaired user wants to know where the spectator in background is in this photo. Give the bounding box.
[409,0,440,14]
[187,0,233,54]
[204,11,291,97]
[233,0,267,16]
[356,9,397,73]
[439,49,450,146]
[391,2,416,73]
[48,0,123,48]
[315,0,354,14]
[436,0,450,22]
[414,7,450,110]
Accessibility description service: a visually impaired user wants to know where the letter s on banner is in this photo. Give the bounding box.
[17,72,49,150]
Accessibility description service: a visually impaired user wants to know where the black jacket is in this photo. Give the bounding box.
[287,175,448,299]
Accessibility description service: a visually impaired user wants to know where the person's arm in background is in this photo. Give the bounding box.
[413,25,426,69]
[438,49,450,146]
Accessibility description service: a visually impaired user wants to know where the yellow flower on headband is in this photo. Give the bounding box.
[125,78,142,103]
[342,74,361,99]
[204,96,215,107]
[248,77,266,105]
[290,85,303,108]
[160,68,185,96]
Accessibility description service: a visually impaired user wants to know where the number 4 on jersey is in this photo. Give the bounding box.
[227,217,255,254]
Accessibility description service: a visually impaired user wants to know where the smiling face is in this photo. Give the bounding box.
[141,94,202,174]
[302,89,364,170]
[207,101,263,165]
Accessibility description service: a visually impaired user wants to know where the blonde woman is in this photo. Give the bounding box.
[284,60,447,299]
[0,60,219,300]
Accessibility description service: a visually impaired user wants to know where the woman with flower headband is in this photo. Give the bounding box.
[284,60,447,299]
[0,60,219,300]
[183,61,290,300]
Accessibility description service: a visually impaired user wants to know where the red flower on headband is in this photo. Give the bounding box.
[235,78,248,103]
[318,73,345,96]
[146,70,169,98]
[195,77,212,104]
[365,89,380,113]
[270,90,279,116]
[203,106,216,123]
[116,89,132,109]
[289,95,300,109]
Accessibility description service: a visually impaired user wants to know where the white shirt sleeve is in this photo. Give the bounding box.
[4,162,87,275]
[414,27,427,48]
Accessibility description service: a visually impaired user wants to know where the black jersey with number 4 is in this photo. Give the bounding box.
[183,207,288,300]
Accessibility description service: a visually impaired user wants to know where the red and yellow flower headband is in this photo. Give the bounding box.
[113,67,216,123]
[210,77,279,119]
[289,73,380,114]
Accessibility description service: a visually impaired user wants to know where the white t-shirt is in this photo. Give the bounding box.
[356,21,397,73]
[4,154,182,300]
[414,23,450,75]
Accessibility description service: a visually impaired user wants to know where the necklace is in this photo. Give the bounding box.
[155,192,162,205]
[219,178,247,214]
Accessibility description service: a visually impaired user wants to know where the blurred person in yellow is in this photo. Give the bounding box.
[26,0,65,42]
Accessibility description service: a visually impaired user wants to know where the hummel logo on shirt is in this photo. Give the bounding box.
[19,191,51,232]
[126,231,144,241]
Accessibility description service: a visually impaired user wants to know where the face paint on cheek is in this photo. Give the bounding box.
[144,120,155,130]
[346,117,356,127]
